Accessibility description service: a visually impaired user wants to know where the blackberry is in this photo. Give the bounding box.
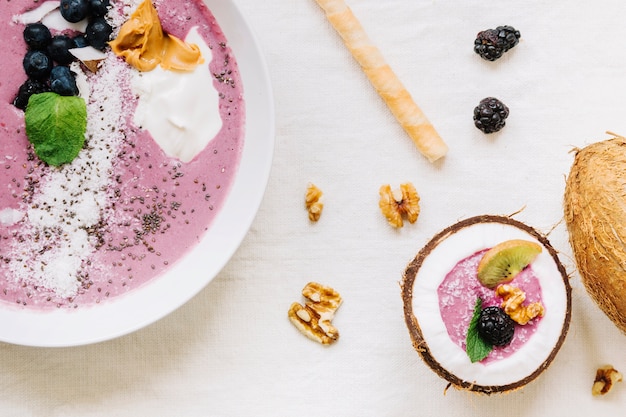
[473,97,509,134]
[13,79,51,110]
[477,306,515,347]
[474,25,521,61]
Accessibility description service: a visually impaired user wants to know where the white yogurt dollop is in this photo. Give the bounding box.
[131,26,222,163]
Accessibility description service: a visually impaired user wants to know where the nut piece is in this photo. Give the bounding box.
[69,46,107,73]
[496,284,544,325]
[592,365,623,396]
[378,183,420,228]
[288,282,342,345]
[82,60,102,73]
[305,183,324,222]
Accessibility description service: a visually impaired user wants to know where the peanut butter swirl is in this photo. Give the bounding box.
[109,0,204,71]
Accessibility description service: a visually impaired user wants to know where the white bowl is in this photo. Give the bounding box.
[0,0,274,347]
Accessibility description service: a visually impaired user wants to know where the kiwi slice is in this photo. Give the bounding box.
[476,239,542,288]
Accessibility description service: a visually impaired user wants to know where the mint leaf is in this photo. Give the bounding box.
[466,297,493,363]
[25,92,87,166]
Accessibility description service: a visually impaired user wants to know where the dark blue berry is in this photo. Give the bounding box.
[47,35,76,65]
[23,50,53,80]
[50,66,79,96]
[72,35,89,49]
[23,23,52,50]
[477,306,515,346]
[85,17,113,51]
[60,0,90,23]
[89,0,110,17]
[13,79,51,110]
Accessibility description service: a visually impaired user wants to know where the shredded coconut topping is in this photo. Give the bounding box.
[7,54,132,298]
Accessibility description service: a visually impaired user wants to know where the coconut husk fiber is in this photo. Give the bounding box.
[564,134,626,333]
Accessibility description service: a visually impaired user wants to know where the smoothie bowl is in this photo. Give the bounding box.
[0,0,273,346]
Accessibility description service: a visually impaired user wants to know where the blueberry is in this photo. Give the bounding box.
[23,23,52,50]
[60,0,90,23]
[23,50,53,80]
[47,35,75,65]
[85,17,113,51]
[89,0,110,17]
[13,79,51,110]
[50,66,79,96]
[72,35,89,49]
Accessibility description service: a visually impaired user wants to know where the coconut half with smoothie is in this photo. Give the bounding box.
[401,215,572,394]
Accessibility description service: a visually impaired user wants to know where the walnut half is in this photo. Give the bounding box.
[288,282,342,345]
[496,284,544,325]
[305,183,324,222]
[378,183,420,228]
[592,365,623,396]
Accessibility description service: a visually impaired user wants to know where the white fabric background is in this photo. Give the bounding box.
[2,0,626,415]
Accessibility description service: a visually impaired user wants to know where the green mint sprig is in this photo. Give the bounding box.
[25,92,87,166]
[466,297,493,363]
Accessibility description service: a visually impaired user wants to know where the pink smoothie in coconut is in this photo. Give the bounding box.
[437,249,544,363]
[0,0,245,308]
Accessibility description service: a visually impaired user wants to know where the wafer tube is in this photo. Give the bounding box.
[314,0,448,162]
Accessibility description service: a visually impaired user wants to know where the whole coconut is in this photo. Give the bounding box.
[564,134,626,333]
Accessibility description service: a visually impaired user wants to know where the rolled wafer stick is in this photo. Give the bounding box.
[314,0,448,162]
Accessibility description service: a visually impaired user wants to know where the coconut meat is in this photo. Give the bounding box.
[411,221,568,386]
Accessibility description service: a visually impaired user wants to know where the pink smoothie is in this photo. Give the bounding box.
[437,249,544,363]
[0,0,245,308]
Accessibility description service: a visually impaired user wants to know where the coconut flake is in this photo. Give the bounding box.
[12,1,60,25]
[13,2,89,32]
[70,47,108,73]
[70,61,90,99]
[0,208,24,226]
[42,10,89,32]
[7,54,132,299]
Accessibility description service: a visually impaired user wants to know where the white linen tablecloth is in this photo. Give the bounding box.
[2,0,626,415]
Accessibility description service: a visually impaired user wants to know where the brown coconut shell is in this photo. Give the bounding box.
[564,135,626,333]
[401,215,572,395]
